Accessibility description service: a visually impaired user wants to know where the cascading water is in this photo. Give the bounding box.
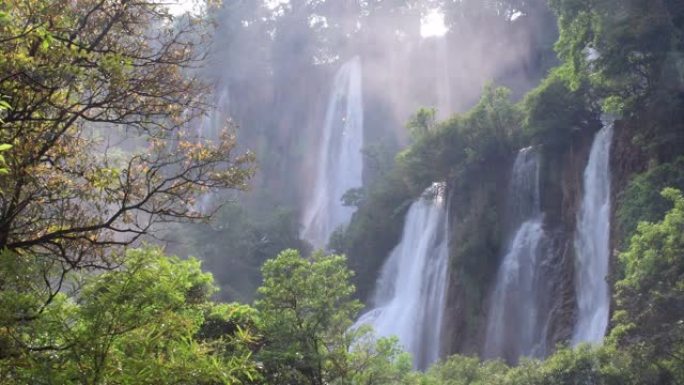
[572,121,614,345]
[194,87,231,213]
[484,147,551,363]
[301,57,364,249]
[353,183,449,370]
[198,87,230,141]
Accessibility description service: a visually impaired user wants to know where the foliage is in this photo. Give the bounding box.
[612,188,684,383]
[343,333,414,385]
[329,168,413,300]
[397,84,520,193]
[423,355,508,385]
[0,245,425,385]
[550,0,682,104]
[253,248,428,385]
[406,107,437,141]
[255,249,362,385]
[416,345,644,385]
[0,0,254,267]
[521,68,596,147]
[0,247,260,384]
[549,0,684,155]
[617,157,684,245]
[167,200,306,302]
[341,188,367,208]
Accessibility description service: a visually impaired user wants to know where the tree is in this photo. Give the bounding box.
[550,0,683,115]
[0,247,261,384]
[406,107,437,141]
[0,0,254,268]
[423,354,508,385]
[397,85,519,193]
[521,68,596,147]
[611,188,684,383]
[617,158,684,245]
[548,0,684,162]
[165,201,307,302]
[254,248,422,385]
[343,333,414,385]
[255,249,362,385]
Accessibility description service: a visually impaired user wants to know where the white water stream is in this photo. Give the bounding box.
[484,147,550,363]
[354,183,449,369]
[572,121,614,345]
[301,57,364,249]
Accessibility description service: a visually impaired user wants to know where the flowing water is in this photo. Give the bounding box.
[301,57,364,249]
[353,183,449,370]
[572,121,614,345]
[194,87,231,212]
[484,147,551,363]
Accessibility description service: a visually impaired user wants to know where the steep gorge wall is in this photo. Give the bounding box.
[442,157,511,356]
[442,124,600,358]
[536,124,599,351]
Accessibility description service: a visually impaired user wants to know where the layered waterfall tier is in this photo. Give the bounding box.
[354,183,449,370]
[301,57,364,249]
[572,121,614,345]
[484,147,553,363]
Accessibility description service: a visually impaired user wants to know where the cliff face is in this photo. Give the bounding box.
[442,124,599,358]
[442,157,511,356]
[536,125,598,351]
[607,119,649,325]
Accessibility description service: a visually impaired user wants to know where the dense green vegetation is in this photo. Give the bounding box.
[166,201,306,302]
[3,194,681,383]
[0,248,261,383]
[617,157,684,245]
[0,0,682,383]
[612,188,684,383]
[521,69,595,148]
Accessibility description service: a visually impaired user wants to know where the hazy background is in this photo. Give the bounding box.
[162,0,559,301]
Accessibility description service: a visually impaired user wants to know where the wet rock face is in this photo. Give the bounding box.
[441,271,488,357]
[542,231,576,350]
[539,126,597,350]
[441,124,600,360]
[442,158,511,357]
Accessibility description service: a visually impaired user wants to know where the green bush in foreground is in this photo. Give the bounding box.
[0,248,260,384]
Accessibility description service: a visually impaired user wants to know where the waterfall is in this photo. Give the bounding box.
[484,147,551,363]
[198,87,230,141]
[194,87,231,212]
[353,183,449,370]
[572,121,614,345]
[301,57,364,249]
